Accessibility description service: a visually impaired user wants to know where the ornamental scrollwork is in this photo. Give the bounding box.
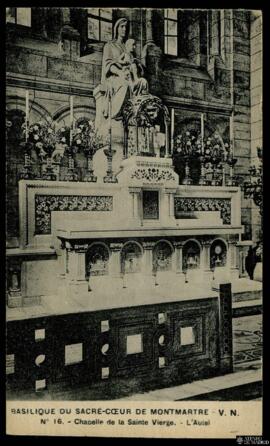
[174,197,231,225]
[35,195,113,234]
[131,168,175,182]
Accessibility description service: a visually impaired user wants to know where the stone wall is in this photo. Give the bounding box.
[6,8,260,244]
[250,11,262,242]
[232,10,252,240]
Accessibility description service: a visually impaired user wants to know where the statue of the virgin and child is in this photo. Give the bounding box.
[95,17,149,128]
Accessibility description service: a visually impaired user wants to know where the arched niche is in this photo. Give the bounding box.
[86,243,110,278]
[52,104,96,128]
[121,242,143,274]
[6,108,25,144]
[182,240,201,271]
[153,240,174,272]
[210,239,227,269]
[6,95,52,125]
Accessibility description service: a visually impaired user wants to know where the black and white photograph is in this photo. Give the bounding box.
[5,6,263,438]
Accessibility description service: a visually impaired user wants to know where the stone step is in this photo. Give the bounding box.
[232,298,262,317]
[116,368,262,401]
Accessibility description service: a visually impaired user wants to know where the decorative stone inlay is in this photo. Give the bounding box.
[131,168,175,182]
[35,195,113,234]
[174,197,231,225]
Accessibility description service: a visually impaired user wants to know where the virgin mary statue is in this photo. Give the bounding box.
[100,17,148,121]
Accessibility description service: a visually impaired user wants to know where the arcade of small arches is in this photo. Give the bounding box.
[82,238,230,279]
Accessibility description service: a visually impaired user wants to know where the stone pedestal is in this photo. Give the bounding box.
[66,243,88,296]
[7,268,22,308]
[7,290,22,308]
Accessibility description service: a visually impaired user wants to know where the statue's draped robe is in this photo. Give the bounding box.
[101,40,148,120]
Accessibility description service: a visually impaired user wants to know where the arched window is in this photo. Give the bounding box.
[183,241,201,271]
[86,244,109,277]
[210,240,227,269]
[121,242,143,274]
[153,241,173,272]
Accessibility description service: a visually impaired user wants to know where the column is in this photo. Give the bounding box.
[173,242,184,274]
[219,283,233,373]
[109,243,123,277]
[58,240,66,279]
[129,188,141,220]
[211,10,221,56]
[67,242,89,296]
[59,9,80,60]
[65,241,76,280]
[201,240,212,271]
[228,241,238,270]
[165,189,176,219]
[236,241,252,278]
[74,244,89,281]
[141,9,162,74]
[142,242,155,275]
[145,9,154,43]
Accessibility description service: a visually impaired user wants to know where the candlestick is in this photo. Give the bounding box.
[70,95,74,145]
[146,127,150,152]
[108,92,112,151]
[25,90,29,141]
[171,108,174,153]
[230,113,234,157]
[201,113,204,154]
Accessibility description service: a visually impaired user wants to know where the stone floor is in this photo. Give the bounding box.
[233,315,262,366]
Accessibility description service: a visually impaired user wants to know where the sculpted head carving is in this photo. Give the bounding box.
[113,17,129,41]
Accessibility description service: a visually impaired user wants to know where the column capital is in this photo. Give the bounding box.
[142,241,155,250]
[228,239,238,246]
[65,241,74,251]
[201,237,213,247]
[129,187,141,194]
[110,242,123,252]
[173,241,185,249]
[74,243,89,253]
[165,187,177,194]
